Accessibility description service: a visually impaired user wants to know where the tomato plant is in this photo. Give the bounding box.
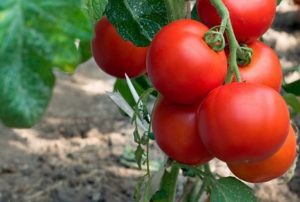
[1,0,300,202]
[197,0,276,43]
[197,82,290,162]
[227,126,297,183]
[236,41,282,91]
[152,96,213,165]
[147,19,227,104]
[92,17,148,78]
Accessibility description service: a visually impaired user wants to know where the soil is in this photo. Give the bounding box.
[0,1,300,202]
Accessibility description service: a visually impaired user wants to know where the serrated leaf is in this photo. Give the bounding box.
[84,0,108,25]
[106,0,169,47]
[210,177,257,202]
[0,0,91,128]
[133,128,141,143]
[135,144,145,169]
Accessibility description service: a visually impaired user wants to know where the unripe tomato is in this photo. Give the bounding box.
[238,41,282,91]
[197,0,276,43]
[147,19,227,104]
[197,83,290,162]
[152,97,213,165]
[92,17,147,78]
[227,126,297,183]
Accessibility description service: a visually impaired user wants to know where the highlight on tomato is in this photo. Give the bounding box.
[147,19,227,104]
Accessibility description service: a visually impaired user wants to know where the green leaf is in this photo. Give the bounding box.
[191,4,200,21]
[105,0,169,47]
[164,0,186,21]
[210,177,257,202]
[84,0,108,25]
[277,0,282,5]
[283,93,300,114]
[0,0,92,128]
[114,75,155,109]
[78,39,92,63]
[135,144,145,169]
[133,128,141,143]
[283,79,300,96]
[151,164,180,202]
[134,158,167,202]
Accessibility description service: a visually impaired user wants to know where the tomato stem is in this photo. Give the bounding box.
[209,0,242,83]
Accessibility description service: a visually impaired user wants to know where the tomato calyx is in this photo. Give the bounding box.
[237,45,253,67]
[204,26,226,52]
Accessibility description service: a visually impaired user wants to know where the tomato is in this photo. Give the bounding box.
[197,82,290,162]
[92,17,147,78]
[147,19,227,104]
[152,97,213,165]
[238,41,282,91]
[196,0,276,43]
[227,126,297,183]
[294,0,300,5]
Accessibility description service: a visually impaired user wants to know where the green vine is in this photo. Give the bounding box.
[208,0,244,83]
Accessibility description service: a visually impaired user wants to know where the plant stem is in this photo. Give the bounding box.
[209,0,242,83]
[185,0,191,19]
[154,163,180,202]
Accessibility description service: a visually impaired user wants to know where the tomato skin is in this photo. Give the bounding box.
[92,17,147,78]
[227,126,297,183]
[152,97,213,165]
[147,19,227,104]
[197,82,290,162]
[197,0,276,43]
[238,41,282,91]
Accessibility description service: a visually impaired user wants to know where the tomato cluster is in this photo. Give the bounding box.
[91,0,297,183]
[150,0,296,183]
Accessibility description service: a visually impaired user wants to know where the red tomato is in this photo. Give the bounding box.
[294,0,300,5]
[227,126,297,183]
[147,19,227,104]
[92,17,147,78]
[197,0,276,43]
[238,41,282,91]
[152,97,213,165]
[197,82,290,162]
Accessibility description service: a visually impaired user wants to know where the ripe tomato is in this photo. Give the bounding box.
[196,0,276,43]
[238,41,282,91]
[92,17,147,78]
[227,126,297,183]
[152,97,213,165]
[294,0,300,5]
[147,19,227,104]
[197,82,290,162]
